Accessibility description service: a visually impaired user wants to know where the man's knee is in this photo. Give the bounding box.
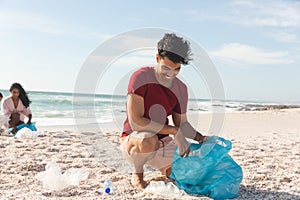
[130,132,160,153]
[138,135,160,153]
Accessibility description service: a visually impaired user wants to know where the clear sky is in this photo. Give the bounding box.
[0,0,299,103]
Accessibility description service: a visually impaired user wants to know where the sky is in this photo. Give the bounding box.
[0,0,300,103]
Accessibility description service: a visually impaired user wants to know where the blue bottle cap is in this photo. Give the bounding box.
[105,187,111,194]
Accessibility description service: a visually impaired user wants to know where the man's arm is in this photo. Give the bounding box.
[172,111,208,143]
[127,93,190,157]
[127,93,178,135]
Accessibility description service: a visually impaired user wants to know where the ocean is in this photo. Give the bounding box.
[0,90,299,127]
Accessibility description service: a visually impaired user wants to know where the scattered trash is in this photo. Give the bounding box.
[36,161,89,191]
[14,127,44,138]
[133,181,202,199]
[103,179,113,194]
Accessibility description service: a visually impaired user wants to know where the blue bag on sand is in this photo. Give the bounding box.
[170,136,243,199]
[9,122,37,135]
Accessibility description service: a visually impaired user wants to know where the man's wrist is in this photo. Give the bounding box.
[194,132,204,142]
[171,126,179,135]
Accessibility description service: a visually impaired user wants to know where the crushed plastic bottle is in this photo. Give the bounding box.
[104,180,113,194]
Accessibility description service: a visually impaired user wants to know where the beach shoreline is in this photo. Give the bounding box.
[0,109,299,199]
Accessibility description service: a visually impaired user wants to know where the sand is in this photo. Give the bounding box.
[0,109,299,199]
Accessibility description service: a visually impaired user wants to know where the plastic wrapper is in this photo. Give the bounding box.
[36,161,89,191]
[133,181,198,199]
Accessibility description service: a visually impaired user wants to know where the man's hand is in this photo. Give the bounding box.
[174,129,190,157]
[195,132,209,143]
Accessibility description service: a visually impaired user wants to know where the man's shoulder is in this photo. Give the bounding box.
[134,66,154,74]
[131,66,155,79]
[174,77,187,89]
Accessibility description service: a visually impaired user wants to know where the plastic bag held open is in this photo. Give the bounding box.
[170,136,243,199]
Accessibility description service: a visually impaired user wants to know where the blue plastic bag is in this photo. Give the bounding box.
[9,122,37,135]
[170,136,243,199]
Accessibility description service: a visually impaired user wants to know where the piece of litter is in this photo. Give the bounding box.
[133,181,205,200]
[36,160,89,191]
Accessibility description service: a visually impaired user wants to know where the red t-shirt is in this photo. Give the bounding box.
[122,67,188,139]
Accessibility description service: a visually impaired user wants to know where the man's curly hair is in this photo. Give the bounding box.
[157,33,192,65]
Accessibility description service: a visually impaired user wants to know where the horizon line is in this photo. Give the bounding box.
[1,88,300,104]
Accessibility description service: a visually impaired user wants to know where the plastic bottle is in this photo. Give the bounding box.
[104,180,113,194]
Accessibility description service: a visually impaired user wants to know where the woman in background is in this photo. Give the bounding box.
[1,83,32,132]
[0,92,3,103]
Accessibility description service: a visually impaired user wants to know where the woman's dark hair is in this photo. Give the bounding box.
[0,92,3,98]
[157,33,192,65]
[9,83,31,108]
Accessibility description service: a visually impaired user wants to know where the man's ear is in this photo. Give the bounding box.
[156,54,160,63]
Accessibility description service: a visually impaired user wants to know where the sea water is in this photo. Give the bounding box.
[0,90,299,127]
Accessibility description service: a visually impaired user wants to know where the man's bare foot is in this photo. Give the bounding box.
[165,167,172,178]
[131,173,147,189]
[160,166,172,178]
[152,175,167,181]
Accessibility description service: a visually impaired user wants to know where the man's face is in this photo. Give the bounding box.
[156,55,181,82]
[0,97,2,101]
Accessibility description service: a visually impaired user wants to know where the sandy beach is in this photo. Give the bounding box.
[0,109,299,200]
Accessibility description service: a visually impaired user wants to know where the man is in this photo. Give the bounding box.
[120,33,208,188]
